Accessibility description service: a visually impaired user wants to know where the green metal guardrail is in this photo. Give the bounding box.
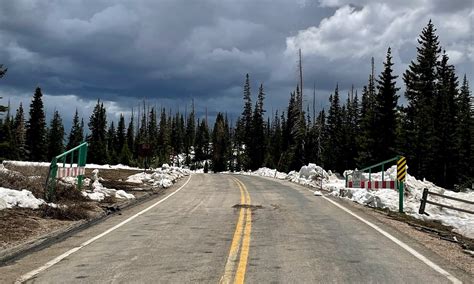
[44,142,88,201]
[344,155,407,213]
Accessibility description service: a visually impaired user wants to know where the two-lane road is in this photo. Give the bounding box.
[1,174,470,283]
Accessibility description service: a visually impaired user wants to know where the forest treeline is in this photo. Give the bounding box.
[0,21,472,188]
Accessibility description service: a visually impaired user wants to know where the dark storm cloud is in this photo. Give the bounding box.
[0,0,471,127]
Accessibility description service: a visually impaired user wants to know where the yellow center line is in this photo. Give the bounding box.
[220,179,247,284]
[221,178,253,284]
[234,179,252,284]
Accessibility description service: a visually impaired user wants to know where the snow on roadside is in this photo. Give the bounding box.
[247,164,474,239]
[82,169,135,201]
[2,160,142,171]
[235,167,287,179]
[0,187,51,210]
[126,164,190,188]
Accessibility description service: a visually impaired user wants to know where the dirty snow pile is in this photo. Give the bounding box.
[249,167,288,179]
[0,165,56,210]
[82,169,135,201]
[287,163,331,185]
[126,164,190,188]
[0,187,48,210]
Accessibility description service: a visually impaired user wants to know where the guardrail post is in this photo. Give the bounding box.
[398,181,404,213]
[419,188,429,215]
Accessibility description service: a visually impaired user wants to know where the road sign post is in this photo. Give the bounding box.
[397,156,407,213]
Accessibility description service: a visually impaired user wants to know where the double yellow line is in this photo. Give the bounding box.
[220,178,252,284]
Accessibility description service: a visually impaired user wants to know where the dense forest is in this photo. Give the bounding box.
[0,21,472,189]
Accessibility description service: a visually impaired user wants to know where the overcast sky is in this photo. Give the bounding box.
[0,0,472,129]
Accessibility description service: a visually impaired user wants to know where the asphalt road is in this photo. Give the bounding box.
[1,174,471,283]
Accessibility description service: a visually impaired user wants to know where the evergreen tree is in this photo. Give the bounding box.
[157,108,171,164]
[195,119,210,163]
[116,114,127,155]
[455,75,473,185]
[249,84,266,170]
[324,85,344,173]
[47,110,65,160]
[87,100,108,164]
[185,100,196,164]
[403,20,441,180]
[432,52,458,187]
[0,105,16,160]
[267,111,282,168]
[241,74,253,168]
[106,121,117,164]
[66,109,84,150]
[374,47,400,161]
[147,108,158,159]
[211,113,230,172]
[13,103,27,160]
[26,87,47,161]
[0,65,7,114]
[127,112,135,158]
[315,109,326,166]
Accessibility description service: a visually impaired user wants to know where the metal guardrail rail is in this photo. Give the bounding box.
[419,188,474,215]
[44,142,88,201]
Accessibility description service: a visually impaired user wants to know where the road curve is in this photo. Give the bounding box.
[1,174,470,283]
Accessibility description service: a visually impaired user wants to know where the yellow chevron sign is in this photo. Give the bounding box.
[397,156,407,182]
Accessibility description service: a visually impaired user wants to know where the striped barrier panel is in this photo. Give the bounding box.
[347,180,395,189]
[57,167,86,178]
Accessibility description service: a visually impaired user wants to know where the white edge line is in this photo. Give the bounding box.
[16,174,193,283]
[320,195,462,284]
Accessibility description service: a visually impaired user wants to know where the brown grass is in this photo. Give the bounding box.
[0,170,46,198]
[40,202,94,221]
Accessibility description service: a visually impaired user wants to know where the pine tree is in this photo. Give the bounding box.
[87,100,108,164]
[47,110,65,160]
[249,84,266,170]
[374,47,400,161]
[403,20,441,180]
[157,108,171,164]
[241,74,253,169]
[0,65,7,114]
[106,121,117,164]
[432,52,458,187]
[0,105,16,160]
[67,109,84,150]
[185,100,196,164]
[211,112,230,172]
[127,112,135,159]
[147,108,158,159]
[195,119,210,163]
[455,75,473,185]
[12,103,26,160]
[26,87,48,161]
[324,85,344,173]
[116,114,127,154]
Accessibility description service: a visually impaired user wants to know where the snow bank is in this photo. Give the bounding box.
[126,164,190,188]
[252,168,288,179]
[2,160,142,170]
[82,169,135,201]
[0,187,46,209]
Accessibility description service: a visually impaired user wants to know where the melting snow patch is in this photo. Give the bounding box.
[126,165,190,189]
[82,169,135,201]
[0,187,46,209]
